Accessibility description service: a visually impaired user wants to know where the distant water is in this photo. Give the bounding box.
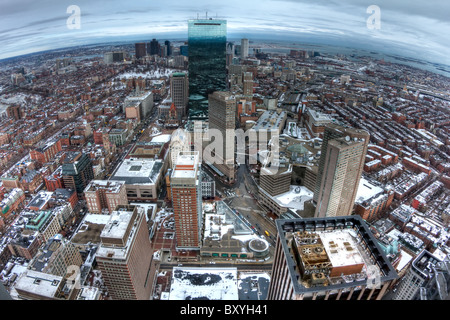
[258,42,450,78]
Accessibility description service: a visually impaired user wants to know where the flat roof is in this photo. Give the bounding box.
[169,267,238,300]
[110,158,163,185]
[276,216,398,294]
[14,270,63,298]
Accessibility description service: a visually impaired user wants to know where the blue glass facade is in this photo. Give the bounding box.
[188,19,227,120]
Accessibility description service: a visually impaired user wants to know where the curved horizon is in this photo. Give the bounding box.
[1,0,449,67]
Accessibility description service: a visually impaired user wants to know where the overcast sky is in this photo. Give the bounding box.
[0,0,449,65]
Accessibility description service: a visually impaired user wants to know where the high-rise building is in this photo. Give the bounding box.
[135,43,146,59]
[61,152,94,197]
[170,72,189,117]
[315,135,368,218]
[180,45,188,57]
[104,51,128,64]
[171,151,202,250]
[169,128,191,169]
[124,90,154,122]
[187,18,227,120]
[241,38,249,59]
[207,91,236,183]
[394,250,450,300]
[313,124,369,213]
[164,40,172,56]
[226,42,235,66]
[242,71,253,97]
[148,39,160,55]
[84,180,128,214]
[96,205,153,300]
[267,216,397,300]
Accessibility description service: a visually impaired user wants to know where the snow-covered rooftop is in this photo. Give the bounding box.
[169,267,239,300]
[356,177,385,204]
[270,185,314,212]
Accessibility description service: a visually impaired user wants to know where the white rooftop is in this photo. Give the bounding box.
[320,229,365,268]
[151,134,172,143]
[14,270,63,298]
[169,267,239,300]
[356,177,385,204]
[271,185,314,211]
[172,152,199,179]
[100,210,132,240]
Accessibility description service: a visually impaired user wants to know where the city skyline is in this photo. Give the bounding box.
[1,0,450,66]
[0,0,449,304]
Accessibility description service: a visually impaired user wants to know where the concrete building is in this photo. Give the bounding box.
[169,128,191,169]
[394,250,450,300]
[171,151,202,250]
[201,171,216,199]
[260,163,292,197]
[267,216,398,300]
[109,158,164,201]
[242,71,253,98]
[124,90,153,122]
[251,109,287,142]
[207,91,236,183]
[96,205,153,300]
[170,72,189,117]
[305,108,333,137]
[14,270,78,300]
[28,234,83,278]
[313,124,370,205]
[313,124,369,217]
[135,43,146,59]
[241,38,249,59]
[315,136,368,218]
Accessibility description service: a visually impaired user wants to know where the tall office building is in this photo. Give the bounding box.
[164,40,172,56]
[148,39,160,56]
[171,151,202,250]
[96,205,153,300]
[315,136,367,218]
[394,250,450,300]
[61,152,94,197]
[267,216,397,300]
[313,124,369,214]
[135,43,146,59]
[170,72,189,118]
[207,91,236,183]
[187,18,227,120]
[241,38,249,59]
[226,42,235,66]
[242,71,253,97]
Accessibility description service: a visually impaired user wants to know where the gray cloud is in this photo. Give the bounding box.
[0,0,448,65]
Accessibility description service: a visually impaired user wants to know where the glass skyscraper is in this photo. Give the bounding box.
[187,18,227,120]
